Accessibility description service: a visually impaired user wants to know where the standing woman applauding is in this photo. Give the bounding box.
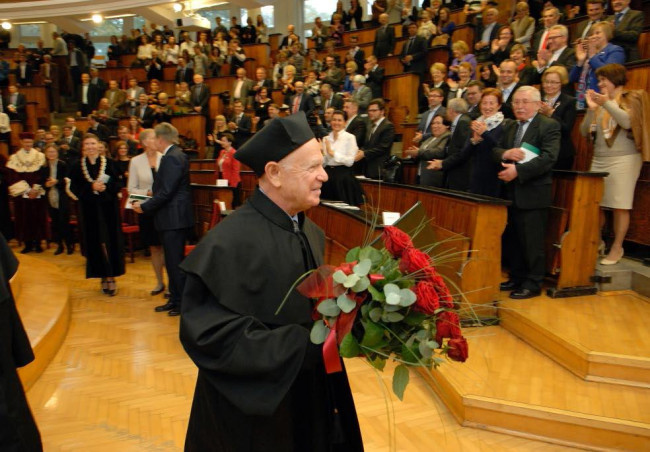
[70,134,125,295]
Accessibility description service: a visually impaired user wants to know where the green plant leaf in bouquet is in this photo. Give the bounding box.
[310,320,329,344]
[337,293,357,313]
[333,270,348,285]
[382,311,405,323]
[383,304,401,312]
[368,356,387,371]
[418,340,434,360]
[343,273,360,288]
[359,246,383,266]
[414,329,428,341]
[404,311,429,326]
[353,258,372,276]
[399,288,417,307]
[401,342,420,365]
[361,320,385,347]
[386,292,401,305]
[384,283,401,305]
[392,364,410,401]
[316,298,341,317]
[351,275,370,292]
[345,246,360,263]
[369,307,382,322]
[367,284,385,302]
[339,333,361,358]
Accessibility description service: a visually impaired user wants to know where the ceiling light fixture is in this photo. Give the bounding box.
[1,21,11,30]
[91,14,103,24]
[173,2,184,13]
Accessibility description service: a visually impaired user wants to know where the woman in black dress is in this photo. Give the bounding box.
[253,87,272,125]
[112,140,131,188]
[539,66,576,170]
[70,133,125,296]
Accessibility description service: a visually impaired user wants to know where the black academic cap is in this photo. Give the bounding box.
[235,112,315,176]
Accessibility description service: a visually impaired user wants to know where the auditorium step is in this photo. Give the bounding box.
[15,254,71,390]
[500,293,650,388]
[594,257,650,298]
[425,324,650,451]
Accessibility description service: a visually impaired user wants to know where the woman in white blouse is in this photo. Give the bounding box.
[136,35,153,65]
[321,110,364,206]
[127,129,165,295]
[163,35,180,65]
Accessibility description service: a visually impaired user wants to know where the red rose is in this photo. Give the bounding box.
[383,226,413,258]
[430,274,454,308]
[447,337,469,362]
[435,310,462,344]
[412,280,440,314]
[399,247,433,275]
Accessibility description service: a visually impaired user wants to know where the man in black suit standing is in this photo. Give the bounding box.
[5,84,26,124]
[343,99,367,149]
[175,57,194,85]
[465,81,483,119]
[289,81,315,116]
[190,74,211,133]
[364,55,385,100]
[400,23,427,80]
[607,0,643,61]
[227,100,252,148]
[497,60,522,119]
[415,88,447,141]
[425,98,472,191]
[134,93,156,128]
[356,98,394,179]
[373,13,395,58]
[575,0,606,40]
[13,54,34,86]
[494,86,560,299]
[86,114,111,143]
[320,83,343,113]
[134,123,194,316]
[532,25,576,87]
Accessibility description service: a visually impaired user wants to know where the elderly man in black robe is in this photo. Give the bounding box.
[0,233,43,451]
[180,113,364,451]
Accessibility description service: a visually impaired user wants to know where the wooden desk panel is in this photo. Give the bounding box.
[19,86,50,127]
[191,184,234,238]
[242,43,271,69]
[171,115,205,158]
[98,67,146,83]
[384,73,420,133]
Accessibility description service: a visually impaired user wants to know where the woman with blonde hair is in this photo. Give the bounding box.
[539,66,576,170]
[280,64,298,104]
[423,62,450,102]
[449,40,476,80]
[581,63,649,265]
[511,2,535,50]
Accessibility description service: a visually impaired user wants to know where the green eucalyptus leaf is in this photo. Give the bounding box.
[339,333,361,358]
[426,340,440,349]
[369,307,382,322]
[333,270,347,284]
[383,283,400,295]
[343,273,360,288]
[404,312,429,326]
[401,343,420,365]
[392,364,410,401]
[399,288,417,307]
[418,340,434,359]
[346,246,360,262]
[337,293,357,313]
[383,304,401,312]
[352,276,370,292]
[386,293,401,306]
[360,304,370,317]
[361,320,385,347]
[310,320,329,344]
[415,329,428,340]
[368,284,386,302]
[382,311,405,323]
[353,258,372,276]
[359,246,383,266]
[316,299,341,317]
[368,356,387,371]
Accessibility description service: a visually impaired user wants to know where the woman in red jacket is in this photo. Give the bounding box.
[214,133,241,207]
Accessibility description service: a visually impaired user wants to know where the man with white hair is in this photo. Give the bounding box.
[349,74,372,113]
[493,86,560,299]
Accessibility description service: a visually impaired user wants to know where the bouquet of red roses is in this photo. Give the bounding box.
[284,226,468,400]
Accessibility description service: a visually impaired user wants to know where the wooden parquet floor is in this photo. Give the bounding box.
[21,245,581,451]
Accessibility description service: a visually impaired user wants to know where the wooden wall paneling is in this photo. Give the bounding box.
[20,86,50,128]
[171,115,205,158]
[342,26,379,47]
[163,66,176,81]
[98,67,146,83]
[191,184,234,237]
[384,73,420,134]
[242,43,271,69]
[190,169,216,185]
[206,75,236,96]
[9,120,23,152]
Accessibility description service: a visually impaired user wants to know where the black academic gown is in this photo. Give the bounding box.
[180,188,363,452]
[0,233,43,452]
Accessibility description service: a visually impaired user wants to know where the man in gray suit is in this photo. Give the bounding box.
[373,13,395,58]
[231,67,254,109]
[607,0,643,61]
[348,75,372,114]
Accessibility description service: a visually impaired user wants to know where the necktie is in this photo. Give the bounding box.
[406,37,414,54]
[615,12,623,25]
[514,120,526,148]
[540,30,549,51]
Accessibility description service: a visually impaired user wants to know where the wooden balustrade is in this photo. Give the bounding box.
[171,114,206,158]
[383,73,419,134]
[242,43,271,69]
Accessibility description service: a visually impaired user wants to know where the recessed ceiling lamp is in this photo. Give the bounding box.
[91,14,103,24]
[173,2,185,13]
[1,21,11,30]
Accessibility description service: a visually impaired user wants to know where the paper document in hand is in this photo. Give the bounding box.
[125,193,151,209]
[518,142,540,164]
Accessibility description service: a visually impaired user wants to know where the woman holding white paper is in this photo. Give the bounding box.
[214,133,241,206]
[69,133,125,295]
[127,129,165,295]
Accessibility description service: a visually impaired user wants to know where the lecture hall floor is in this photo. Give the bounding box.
[19,246,641,451]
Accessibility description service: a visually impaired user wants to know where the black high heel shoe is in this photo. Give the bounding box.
[150,284,166,296]
[101,279,109,294]
[106,279,117,296]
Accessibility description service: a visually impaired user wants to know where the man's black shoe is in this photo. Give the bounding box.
[168,308,181,317]
[20,246,32,254]
[54,244,64,255]
[155,302,176,312]
[500,280,519,291]
[509,288,541,299]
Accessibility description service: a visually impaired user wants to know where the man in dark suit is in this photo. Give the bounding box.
[40,54,60,111]
[227,100,252,148]
[497,60,523,119]
[494,86,560,299]
[89,67,107,96]
[320,83,343,113]
[134,93,156,128]
[607,0,643,61]
[58,125,81,163]
[400,22,427,79]
[415,88,447,141]
[117,126,140,156]
[86,114,111,142]
[190,74,211,133]
[373,13,395,58]
[250,67,274,99]
[343,99,367,149]
[531,7,561,59]
[473,8,502,62]
[78,72,104,117]
[5,85,26,123]
[364,55,385,100]
[175,57,194,85]
[279,25,300,49]
[533,25,576,77]
[575,0,606,40]
[227,39,246,75]
[13,54,34,86]
[465,81,483,119]
[356,98,395,179]
[289,81,315,116]
[425,98,472,191]
[134,122,194,317]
